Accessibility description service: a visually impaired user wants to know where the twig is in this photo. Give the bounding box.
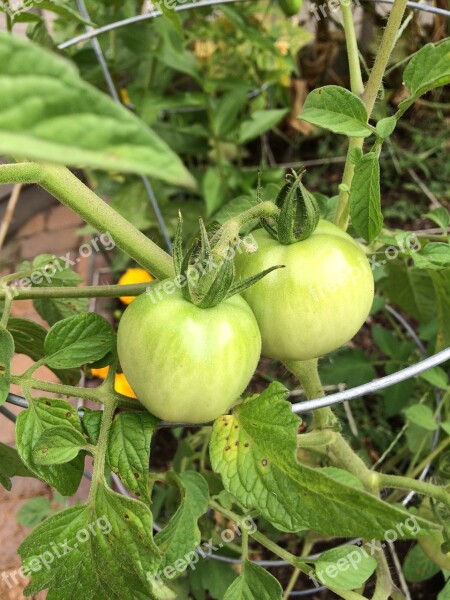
[407,167,442,208]
[0,184,22,249]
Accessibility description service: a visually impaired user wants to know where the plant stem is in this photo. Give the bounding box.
[89,393,118,499]
[0,162,174,280]
[340,1,364,96]
[410,435,450,479]
[283,568,300,600]
[334,0,409,230]
[376,473,450,510]
[0,282,153,301]
[0,296,12,327]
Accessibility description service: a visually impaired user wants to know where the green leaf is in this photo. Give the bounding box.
[0,33,195,188]
[0,326,14,406]
[33,296,89,327]
[349,152,383,242]
[107,412,157,502]
[425,207,450,232]
[376,116,397,139]
[403,543,440,583]
[420,367,449,391]
[210,383,435,538]
[81,408,103,445]
[16,397,84,496]
[0,443,33,491]
[44,313,115,369]
[155,471,209,575]
[314,545,377,590]
[19,483,167,599]
[189,559,237,600]
[202,167,226,217]
[33,426,88,465]
[438,579,450,600]
[158,1,184,37]
[223,560,282,600]
[299,86,373,137]
[28,0,93,25]
[430,270,450,352]
[319,467,364,490]
[403,40,450,100]
[212,89,249,139]
[16,497,52,528]
[404,404,437,432]
[214,195,259,225]
[320,349,375,388]
[412,243,450,270]
[239,109,288,144]
[7,317,80,385]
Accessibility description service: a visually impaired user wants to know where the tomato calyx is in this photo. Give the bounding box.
[173,213,283,309]
[262,170,320,245]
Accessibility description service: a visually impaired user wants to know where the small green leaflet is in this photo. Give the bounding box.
[107,412,158,502]
[403,404,437,432]
[313,545,377,591]
[33,296,89,327]
[0,33,195,188]
[403,40,450,101]
[299,86,373,138]
[403,544,441,583]
[210,383,437,538]
[420,366,449,391]
[425,207,450,232]
[0,443,33,491]
[16,397,84,496]
[33,426,88,466]
[412,243,450,270]
[223,560,282,600]
[7,317,80,385]
[0,326,14,406]
[239,109,289,144]
[43,313,115,369]
[155,471,209,573]
[349,152,383,242]
[19,483,169,600]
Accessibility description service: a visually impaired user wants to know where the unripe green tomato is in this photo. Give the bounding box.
[278,0,303,16]
[117,288,261,423]
[418,498,450,570]
[234,220,374,361]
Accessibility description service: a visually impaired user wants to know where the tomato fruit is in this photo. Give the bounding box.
[278,0,303,16]
[117,287,261,423]
[234,220,374,361]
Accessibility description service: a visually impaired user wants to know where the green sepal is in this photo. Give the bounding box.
[262,170,320,244]
[173,211,184,277]
[227,265,285,300]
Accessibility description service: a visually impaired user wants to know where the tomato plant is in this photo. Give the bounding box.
[0,2,449,600]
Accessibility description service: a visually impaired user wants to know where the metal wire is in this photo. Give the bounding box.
[57,0,450,51]
[74,0,173,254]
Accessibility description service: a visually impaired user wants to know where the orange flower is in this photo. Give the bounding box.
[118,268,154,305]
[90,366,137,399]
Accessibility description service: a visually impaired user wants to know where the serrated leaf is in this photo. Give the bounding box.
[0,326,14,406]
[223,560,282,600]
[0,33,195,188]
[155,471,209,576]
[299,86,373,137]
[44,313,115,369]
[210,383,436,538]
[19,483,167,599]
[314,545,377,590]
[33,426,88,465]
[349,152,383,242]
[239,109,288,144]
[107,412,157,502]
[0,443,33,491]
[412,243,450,270]
[16,397,84,495]
[81,408,103,445]
[7,317,80,385]
[404,404,437,431]
[403,40,450,100]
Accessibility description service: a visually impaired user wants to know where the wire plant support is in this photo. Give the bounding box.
[2,0,449,597]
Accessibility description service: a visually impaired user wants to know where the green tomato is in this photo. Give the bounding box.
[234,220,374,361]
[278,0,303,16]
[117,288,261,423]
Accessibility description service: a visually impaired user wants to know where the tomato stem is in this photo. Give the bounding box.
[0,162,174,280]
[89,392,118,500]
[0,282,154,301]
